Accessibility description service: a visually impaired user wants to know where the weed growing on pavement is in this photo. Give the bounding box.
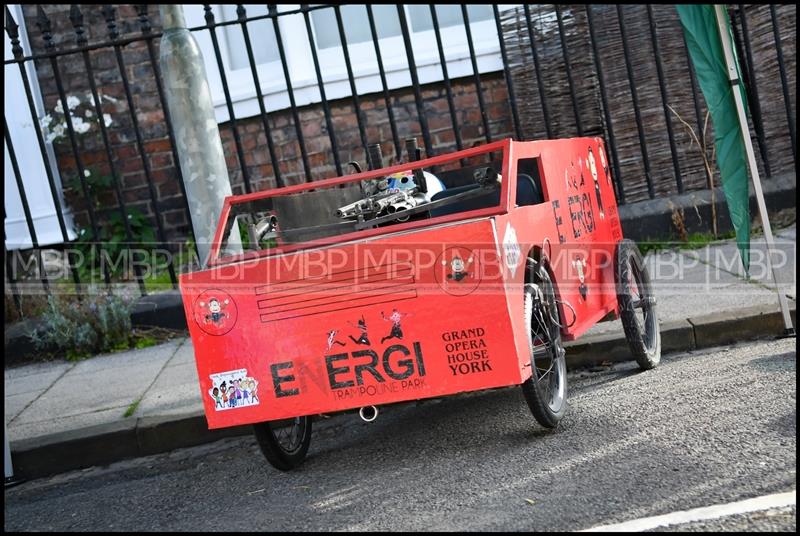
[123,399,141,418]
[638,229,737,256]
[134,335,158,349]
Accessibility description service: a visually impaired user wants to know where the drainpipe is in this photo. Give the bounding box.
[158,5,240,268]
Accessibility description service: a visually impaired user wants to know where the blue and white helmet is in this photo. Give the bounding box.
[385,170,445,201]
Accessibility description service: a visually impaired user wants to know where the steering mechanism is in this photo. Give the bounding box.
[335,137,444,224]
[473,166,500,187]
[247,214,278,246]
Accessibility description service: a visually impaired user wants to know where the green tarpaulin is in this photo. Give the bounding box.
[677,4,751,273]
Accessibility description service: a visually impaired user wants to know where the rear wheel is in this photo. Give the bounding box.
[616,239,661,370]
[253,416,312,471]
[521,262,568,428]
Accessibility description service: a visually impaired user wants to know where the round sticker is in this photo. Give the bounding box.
[435,246,481,296]
[193,289,238,336]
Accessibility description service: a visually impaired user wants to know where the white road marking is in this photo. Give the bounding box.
[580,490,796,532]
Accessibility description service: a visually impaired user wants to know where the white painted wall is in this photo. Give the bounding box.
[4,3,75,250]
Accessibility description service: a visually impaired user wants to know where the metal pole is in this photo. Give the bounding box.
[397,6,433,157]
[4,419,13,482]
[617,5,654,199]
[713,5,794,335]
[159,5,239,266]
[366,5,401,162]
[586,5,624,204]
[736,5,771,178]
[431,5,463,154]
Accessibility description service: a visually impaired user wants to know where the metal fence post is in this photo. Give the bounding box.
[4,419,13,483]
[158,5,237,267]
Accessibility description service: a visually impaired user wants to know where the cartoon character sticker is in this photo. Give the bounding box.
[598,145,609,184]
[503,222,522,279]
[448,256,471,282]
[206,298,229,325]
[435,246,481,296]
[572,255,589,300]
[209,369,259,411]
[588,147,604,220]
[193,289,238,336]
[386,171,417,192]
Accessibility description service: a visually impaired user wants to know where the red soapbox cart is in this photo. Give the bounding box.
[180,138,661,471]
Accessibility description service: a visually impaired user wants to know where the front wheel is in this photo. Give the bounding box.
[521,263,568,428]
[616,239,661,370]
[253,416,312,471]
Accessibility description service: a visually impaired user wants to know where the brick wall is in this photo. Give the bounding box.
[221,75,513,194]
[22,5,513,247]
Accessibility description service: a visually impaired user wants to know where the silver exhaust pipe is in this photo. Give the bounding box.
[358,405,379,422]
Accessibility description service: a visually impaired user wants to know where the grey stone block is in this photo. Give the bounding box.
[10,418,139,481]
[136,412,250,456]
[690,305,797,348]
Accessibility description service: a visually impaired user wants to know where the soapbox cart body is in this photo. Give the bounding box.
[180,138,661,471]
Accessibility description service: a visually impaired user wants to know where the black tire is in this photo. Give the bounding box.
[253,416,312,471]
[521,261,568,428]
[616,239,661,370]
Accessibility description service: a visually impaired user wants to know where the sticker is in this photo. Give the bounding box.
[193,289,238,336]
[598,145,610,183]
[588,147,605,219]
[552,200,567,244]
[209,369,259,411]
[572,256,588,300]
[503,223,521,279]
[435,246,481,296]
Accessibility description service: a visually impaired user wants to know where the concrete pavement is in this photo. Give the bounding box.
[4,225,796,480]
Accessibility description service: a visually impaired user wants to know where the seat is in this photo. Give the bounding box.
[516,173,544,206]
[428,184,499,218]
[428,174,544,218]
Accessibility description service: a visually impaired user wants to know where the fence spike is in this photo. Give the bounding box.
[4,6,24,59]
[35,5,55,50]
[136,5,152,34]
[203,5,215,26]
[69,5,87,46]
[236,4,246,21]
[102,4,119,40]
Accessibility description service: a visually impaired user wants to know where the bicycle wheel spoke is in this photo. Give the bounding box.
[542,368,553,402]
[537,366,553,382]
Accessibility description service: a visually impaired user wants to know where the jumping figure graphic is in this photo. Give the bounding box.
[380,309,411,344]
[326,329,347,351]
[347,316,371,345]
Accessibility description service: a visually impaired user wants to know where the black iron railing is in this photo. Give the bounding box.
[3,4,796,310]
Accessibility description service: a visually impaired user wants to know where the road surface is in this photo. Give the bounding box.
[4,337,796,531]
